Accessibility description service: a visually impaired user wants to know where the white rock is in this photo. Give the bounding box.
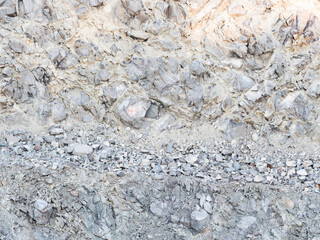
[68,143,93,155]
[297,169,308,176]
[254,175,263,183]
[286,161,297,167]
[251,133,259,142]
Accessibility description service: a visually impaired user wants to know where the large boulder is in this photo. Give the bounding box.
[116,97,151,128]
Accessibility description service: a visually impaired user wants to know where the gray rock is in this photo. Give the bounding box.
[253,33,275,55]
[95,69,110,83]
[191,209,210,232]
[74,40,92,57]
[6,135,20,146]
[280,92,310,120]
[101,83,126,105]
[2,66,13,76]
[51,100,67,122]
[184,72,204,112]
[165,143,173,153]
[57,53,77,70]
[150,203,163,217]
[189,60,206,76]
[203,202,213,214]
[9,41,25,53]
[125,58,149,81]
[21,0,47,19]
[49,127,64,135]
[5,71,47,103]
[244,90,263,102]
[32,67,50,85]
[233,75,255,91]
[166,0,186,24]
[154,114,175,131]
[116,97,151,128]
[47,48,76,70]
[216,154,223,162]
[31,200,53,225]
[228,43,247,58]
[238,216,256,230]
[33,136,44,145]
[63,89,91,107]
[307,80,320,98]
[145,104,159,118]
[43,136,55,143]
[153,164,163,173]
[116,171,125,177]
[292,54,310,69]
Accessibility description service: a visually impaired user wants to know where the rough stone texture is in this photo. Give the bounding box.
[0,0,318,145]
[1,0,320,239]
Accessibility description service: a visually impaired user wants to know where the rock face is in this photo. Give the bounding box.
[0,0,319,144]
[1,1,320,238]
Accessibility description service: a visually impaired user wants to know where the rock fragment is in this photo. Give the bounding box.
[68,143,93,155]
[9,41,25,53]
[30,200,53,225]
[191,209,210,232]
[116,97,151,128]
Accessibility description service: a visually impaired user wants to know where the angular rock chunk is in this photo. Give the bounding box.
[101,83,126,106]
[189,60,206,76]
[115,0,147,29]
[4,71,47,103]
[166,0,186,24]
[32,67,50,85]
[51,100,67,122]
[88,0,105,7]
[67,143,93,155]
[228,43,247,58]
[29,199,53,225]
[47,47,77,70]
[280,92,311,120]
[75,40,92,57]
[238,216,256,230]
[127,30,149,41]
[21,0,50,20]
[191,209,210,232]
[0,0,17,17]
[233,75,255,91]
[307,80,320,98]
[154,114,175,131]
[9,41,25,53]
[116,97,151,128]
[95,69,110,84]
[150,203,163,217]
[145,104,159,118]
[125,58,149,81]
[183,72,204,112]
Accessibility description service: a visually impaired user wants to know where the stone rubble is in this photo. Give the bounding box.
[0,126,319,239]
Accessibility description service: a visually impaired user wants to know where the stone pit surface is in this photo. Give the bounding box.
[1,0,320,239]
